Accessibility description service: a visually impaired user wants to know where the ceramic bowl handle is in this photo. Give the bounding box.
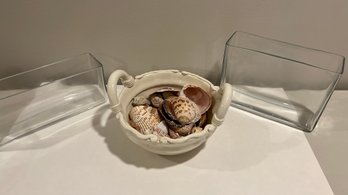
[107,70,135,113]
[212,83,233,126]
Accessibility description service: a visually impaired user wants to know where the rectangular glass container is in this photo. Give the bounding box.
[221,31,345,131]
[0,53,107,145]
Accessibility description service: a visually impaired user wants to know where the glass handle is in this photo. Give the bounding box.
[107,69,135,113]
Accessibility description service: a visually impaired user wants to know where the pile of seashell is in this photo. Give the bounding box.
[129,84,212,139]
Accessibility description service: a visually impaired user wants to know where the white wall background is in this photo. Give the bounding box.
[0,0,347,88]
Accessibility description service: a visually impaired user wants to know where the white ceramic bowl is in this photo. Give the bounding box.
[107,70,232,155]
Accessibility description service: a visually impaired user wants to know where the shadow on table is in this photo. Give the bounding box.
[92,105,203,169]
[171,108,304,172]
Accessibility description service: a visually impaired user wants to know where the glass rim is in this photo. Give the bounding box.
[225,31,345,74]
[0,52,102,82]
[0,53,104,100]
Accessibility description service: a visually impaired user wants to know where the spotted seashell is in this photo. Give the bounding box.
[129,105,161,135]
[149,93,163,108]
[132,96,150,106]
[159,102,183,130]
[180,84,212,114]
[165,96,200,125]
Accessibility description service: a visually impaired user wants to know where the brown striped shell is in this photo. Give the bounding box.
[163,96,200,125]
[159,104,183,130]
[129,105,161,135]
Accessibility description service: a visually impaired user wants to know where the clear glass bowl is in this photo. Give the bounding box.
[0,53,107,145]
[221,31,345,131]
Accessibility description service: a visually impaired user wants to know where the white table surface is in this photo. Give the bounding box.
[0,91,340,195]
[305,90,348,195]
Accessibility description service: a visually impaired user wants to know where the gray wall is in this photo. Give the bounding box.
[1,0,347,88]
